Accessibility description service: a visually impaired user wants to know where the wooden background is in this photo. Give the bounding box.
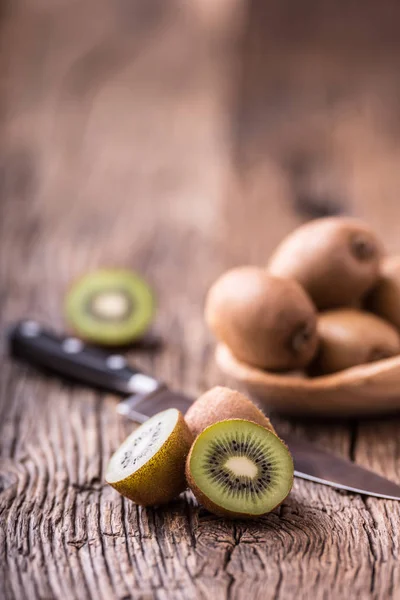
[1,1,400,598]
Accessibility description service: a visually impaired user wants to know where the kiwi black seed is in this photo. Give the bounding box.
[310,309,400,375]
[205,266,318,371]
[65,268,155,345]
[106,408,193,506]
[186,419,294,519]
[267,217,384,309]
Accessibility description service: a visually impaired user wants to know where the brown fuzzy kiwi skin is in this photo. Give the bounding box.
[185,419,294,520]
[205,266,318,371]
[108,411,193,506]
[311,309,400,375]
[267,217,384,310]
[366,256,400,331]
[185,386,275,438]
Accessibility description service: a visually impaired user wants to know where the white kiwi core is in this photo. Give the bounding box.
[106,408,179,483]
[224,456,258,478]
[92,291,130,319]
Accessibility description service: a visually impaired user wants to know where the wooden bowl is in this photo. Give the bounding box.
[216,343,400,417]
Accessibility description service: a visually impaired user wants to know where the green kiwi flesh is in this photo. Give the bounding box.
[65,268,155,345]
[186,419,294,519]
[106,408,193,506]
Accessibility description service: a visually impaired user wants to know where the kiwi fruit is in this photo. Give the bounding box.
[311,309,400,375]
[205,266,318,370]
[65,268,155,345]
[106,408,193,506]
[185,386,275,438]
[366,256,400,331]
[267,217,384,309]
[186,419,294,519]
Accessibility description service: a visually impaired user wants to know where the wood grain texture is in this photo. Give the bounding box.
[1,1,400,599]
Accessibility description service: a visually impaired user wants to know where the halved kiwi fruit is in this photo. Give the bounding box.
[65,268,155,345]
[186,419,294,519]
[185,386,275,438]
[106,408,193,506]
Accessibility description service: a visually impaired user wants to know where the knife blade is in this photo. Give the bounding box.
[282,432,400,500]
[9,319,400,500]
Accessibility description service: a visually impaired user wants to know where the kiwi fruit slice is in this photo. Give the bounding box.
[106,408,193,506]
[185,386,275,438]
[65,268,155,345]
[366,256,400,331]
[311,309,400,375]
[186,419,294,519]
[267,217,384,309]
[205,266,318,370]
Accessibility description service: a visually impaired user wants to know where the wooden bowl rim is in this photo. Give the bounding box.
[216,343,400,392]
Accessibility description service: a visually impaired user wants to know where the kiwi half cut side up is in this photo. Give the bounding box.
[106,408,193,506]
[65,268,155,345]
[186,419,294,519]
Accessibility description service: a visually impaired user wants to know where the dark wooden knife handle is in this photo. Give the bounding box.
[9,320,161,396]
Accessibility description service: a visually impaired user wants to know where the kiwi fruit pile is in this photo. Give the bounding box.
[65,268,155,346]
[206,217,400,376]
[106,387,294,519]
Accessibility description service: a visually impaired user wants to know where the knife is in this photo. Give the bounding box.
[9,319,400,501]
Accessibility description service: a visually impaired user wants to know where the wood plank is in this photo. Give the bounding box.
[1,1,400,599]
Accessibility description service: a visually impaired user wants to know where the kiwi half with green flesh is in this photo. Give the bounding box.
[185,386,275,438]
[205,266,318,370]
[106,408,193,506]
[366,256,400,331]
[311,309,400,375]
[186,419,294,519]
[267,217,384,309]
[65,268,155,345]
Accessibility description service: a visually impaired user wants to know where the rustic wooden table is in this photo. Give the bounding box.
[2,1,400,598]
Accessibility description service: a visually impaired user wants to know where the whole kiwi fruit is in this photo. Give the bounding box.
[185,386,275,438]
[205,266,318,370]
[267,217,384,309]
[311,309,400,375]
[366,256,400,331]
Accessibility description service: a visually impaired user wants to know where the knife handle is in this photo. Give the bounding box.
[9,320,162,396]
